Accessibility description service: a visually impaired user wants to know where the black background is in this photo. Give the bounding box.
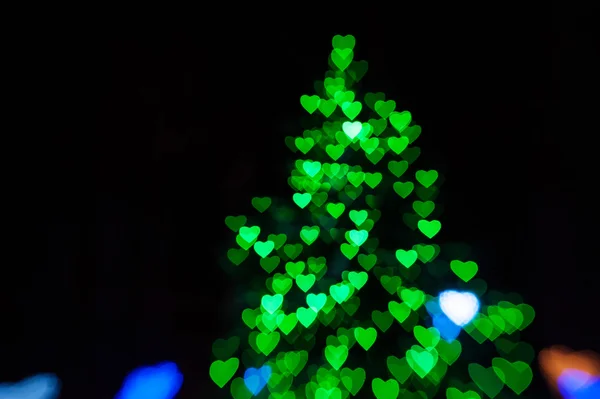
[1,5,596,399]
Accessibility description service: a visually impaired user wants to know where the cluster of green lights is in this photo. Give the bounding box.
[210,35,536,399]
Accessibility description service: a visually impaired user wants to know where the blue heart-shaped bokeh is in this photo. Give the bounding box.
[243,365,272,396]
[0,373,61,399]
[114,361,183,399]
[426,299,461,342]
[433,313,462,342]
[425,299,441,315]
[557,369,600,399]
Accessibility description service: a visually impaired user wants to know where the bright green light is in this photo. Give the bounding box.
[211,34,535,399]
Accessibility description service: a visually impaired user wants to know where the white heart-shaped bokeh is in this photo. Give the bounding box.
[439,290,480,326]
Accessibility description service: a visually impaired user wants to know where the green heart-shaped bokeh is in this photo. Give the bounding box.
[210,34,536,399]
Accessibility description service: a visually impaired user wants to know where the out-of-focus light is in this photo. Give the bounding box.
[0,373,61,399]
[540,346,600,399]
[557,369,600,399]
[439,290,479,327]
[114,361,183,399]
[432,313,462,342]
[244,365,272,396]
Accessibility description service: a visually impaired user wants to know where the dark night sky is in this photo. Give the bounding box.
[0,6,596,399]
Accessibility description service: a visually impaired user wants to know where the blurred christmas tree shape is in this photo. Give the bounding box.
[210,35,535,399]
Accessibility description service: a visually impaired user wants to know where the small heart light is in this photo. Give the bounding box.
[425,299,462,341]
[433,313,462,342]
[439,290,480,327]
[244,365,272,396]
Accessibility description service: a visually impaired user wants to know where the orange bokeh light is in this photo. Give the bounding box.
[539,346,600,395]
